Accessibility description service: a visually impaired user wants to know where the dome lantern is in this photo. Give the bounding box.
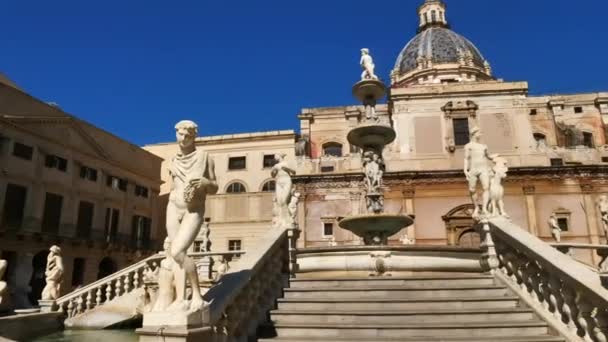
[418,0,448,32]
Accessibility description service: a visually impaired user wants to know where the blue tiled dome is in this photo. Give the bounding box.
[395,27,486,76]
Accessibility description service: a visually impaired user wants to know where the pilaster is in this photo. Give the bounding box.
[522,185,538,236]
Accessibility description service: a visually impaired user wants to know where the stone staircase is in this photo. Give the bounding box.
[258,272,565,342]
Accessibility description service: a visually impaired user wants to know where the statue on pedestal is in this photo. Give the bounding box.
[288,191,301,228]
[360,48,378,81]
[464,127,492,218]
[488,155,509,218]
[0,259,9,311]
[272,153,296,228]
[597,195,608,244]
[155,120,218,313]
[549,213,561,243]
[41,245,63,301]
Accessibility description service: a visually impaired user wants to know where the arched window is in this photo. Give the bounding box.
[431,10,437,22]
[226,182,247,194]
[261,180,276,192]
[322,142,343,158]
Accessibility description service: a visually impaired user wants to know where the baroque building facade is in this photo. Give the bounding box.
[146,0,608,267]
[0,76,163,307]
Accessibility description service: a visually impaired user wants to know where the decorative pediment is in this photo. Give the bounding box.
[441,100,478,119]
[442,204,475,221]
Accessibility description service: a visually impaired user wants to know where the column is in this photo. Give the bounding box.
[523,185,538,236]
[581,184,601,265]
[402,188,416,242]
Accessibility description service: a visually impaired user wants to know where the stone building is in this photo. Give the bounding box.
[0,76,163,307]
[146,0,608,267]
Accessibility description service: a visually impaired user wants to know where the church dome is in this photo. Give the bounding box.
[395,27,486,76]
[391,0,493,87]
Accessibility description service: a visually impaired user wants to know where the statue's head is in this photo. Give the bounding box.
[470,126,481,140]
[274,153,286,162]
[361,48,369,56]
[50,245,61,255]
[175,120,198,149]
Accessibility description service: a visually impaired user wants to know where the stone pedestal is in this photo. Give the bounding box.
[37,300,57,313]
[139,306,211,341]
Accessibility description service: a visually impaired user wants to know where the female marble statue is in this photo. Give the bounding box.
[271,153,296,228]
[41,245,64,301]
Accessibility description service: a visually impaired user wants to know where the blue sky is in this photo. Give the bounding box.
[1,0,606,146]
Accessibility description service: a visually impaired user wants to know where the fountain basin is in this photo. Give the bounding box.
[347,125,396,151]
[339,214,414,245]
[352,79,386,102]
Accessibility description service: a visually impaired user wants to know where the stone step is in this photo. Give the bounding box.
[268,321,552,339]
[258,336,565,342]
[269,308,537,325]
[289,275,496,289]
[277,296,521,311]
[283,285,509,300]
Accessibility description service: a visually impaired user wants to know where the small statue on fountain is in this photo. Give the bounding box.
[360,48,379,81]
[41,245,64,301]
[464,127,493,219]
[597,195,608,244]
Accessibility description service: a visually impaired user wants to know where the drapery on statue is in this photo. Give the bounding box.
[360,48,379,81]
[0,259,8,310]
[155,120,218,313]
[271,153,296,228]
[549,213,562,243]
[597,195,608,244]
[464,127,492,218]
[41,245,63,301]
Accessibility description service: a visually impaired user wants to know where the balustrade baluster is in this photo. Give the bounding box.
[561,286,579,335]
[86,290,94,310]
[576,298,595,342]
[77,296,85,315]
[540,269,553,311]
[548,277,564,321]
[593,308,608,342]
[67,300,75,318]
[95,288,102,306]
[123,274,131,293]
[105,282,113,302]
[115,277,122,297]
[133,270,140,289]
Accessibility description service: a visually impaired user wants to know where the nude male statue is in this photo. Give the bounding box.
[41,245,64,301]
[164,120,218,311]
[360,48,379,81]
[549,213,561,243]
[464,127,493,218]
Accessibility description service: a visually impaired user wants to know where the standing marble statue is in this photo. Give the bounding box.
[464,127,493,218]
[549,213,562,243]
[363,151,384,193]
[488,155,509,218]
[271,153,296,228]
[0,259,8,311]
[360,48,379,81]
[41,245,63,301]
[155,120,218,313]
[597,195,608,244]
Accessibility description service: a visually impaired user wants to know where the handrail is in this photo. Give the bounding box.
[484,217,608,341]
[551,243,608,272]
[56,253,164,305]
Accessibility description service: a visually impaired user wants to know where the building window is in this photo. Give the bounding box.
[557,218,569,231]
[321,166,335,173]
[76,201,94,239]
[44,154,68,172]
[453,118,470,146]
[574,106,583,114]
[583,132,594,148]
[322,143,343,157]
[602,157,608,163]
[135,185,149,198]
[12,142,33,160]
[106,175,127,192]
[529,109,538,116]
[263,154,277,168]
[226,182,247,194]
[228,156,246,170]
[431,10,437,22]
[533,133,547,148]
[261,180,276,192]
[2,184,27,229]
[323,222,334,237]
[550,158,564,167]
[71,258,86,287]
[42,193,63,234]
[131,215,151,250]
[79,166,98,182]
[228,239,242,251]
[104,208,120,243]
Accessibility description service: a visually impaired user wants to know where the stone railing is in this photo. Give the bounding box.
[551,243,608,273]
[49,253,165,318]
[48,251,247,320]
[480,217,608,342]
[138,226,300,341]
